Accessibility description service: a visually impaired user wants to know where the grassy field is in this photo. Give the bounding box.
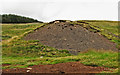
[1,21,119,73]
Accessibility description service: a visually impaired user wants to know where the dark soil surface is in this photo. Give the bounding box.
[2,62,111,73]
[24,21,117,54]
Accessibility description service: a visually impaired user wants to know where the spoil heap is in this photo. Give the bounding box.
[24,20,117,54]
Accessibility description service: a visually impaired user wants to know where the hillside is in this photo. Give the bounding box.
[1,14,43,23]
[2,20,119,73]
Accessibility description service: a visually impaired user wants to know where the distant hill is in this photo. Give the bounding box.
[0,14,43,23]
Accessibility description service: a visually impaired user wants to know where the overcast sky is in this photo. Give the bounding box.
[0,0,119,22]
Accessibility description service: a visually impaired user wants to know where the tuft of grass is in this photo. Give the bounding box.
[101,68,118,73]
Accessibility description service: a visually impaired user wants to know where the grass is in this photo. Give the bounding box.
[2,23,43,40]
[1,21,119,73]
[78,50,118,68]
[2,50,118,69]
[2,39,71,57]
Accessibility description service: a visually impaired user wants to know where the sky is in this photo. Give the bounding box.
[0,0,119,22]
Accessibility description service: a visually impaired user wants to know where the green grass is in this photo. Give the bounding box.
[2,50,118,69]
[2,39,71,57]
[1,21,119,73]
[78,50,118,68]
[2,23,44,40]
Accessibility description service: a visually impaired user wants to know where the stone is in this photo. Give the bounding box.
[40,56,43,58]
[27,68,32,70]
[54,21,60,24]
[26,70,30,73]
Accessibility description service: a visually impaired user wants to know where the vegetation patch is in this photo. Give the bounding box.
[2,50,118,70]
[1,14,43,23]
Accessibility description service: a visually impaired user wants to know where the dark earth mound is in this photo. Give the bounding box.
[24,21,117,54]
[2,62,111,73]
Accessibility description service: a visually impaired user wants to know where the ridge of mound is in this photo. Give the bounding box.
[24,21,117,54]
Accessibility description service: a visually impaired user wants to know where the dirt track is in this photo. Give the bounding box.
[2,62,111,73]
[24,21,117,54]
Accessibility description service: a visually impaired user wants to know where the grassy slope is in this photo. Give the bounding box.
[82,20,119,45]
[3,50,118,68]
[87,21,118,41]
[2,23,42,40]
[2,21,119,73]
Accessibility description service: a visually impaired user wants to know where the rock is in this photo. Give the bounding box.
[67,44,69,46]
[26,70,30,73]
[98,33,101,35]
[74,26,77,28]
[54,21,60,24]
[40,56,43,58]
[27,68,32,70]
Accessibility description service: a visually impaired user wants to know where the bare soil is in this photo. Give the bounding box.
[2,62,112,73]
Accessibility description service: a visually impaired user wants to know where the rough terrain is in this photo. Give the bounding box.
[24,21,117,54]
[2,62,111,73]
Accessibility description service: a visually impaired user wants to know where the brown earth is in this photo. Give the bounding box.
[2,62,112,73]
[24,21,117,55]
